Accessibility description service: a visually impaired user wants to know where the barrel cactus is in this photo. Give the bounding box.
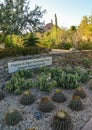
[38,97,54,112]
[52,89,67,103]
[52,110,72,130]
[0,91,5,101]
[20,91,35,105]
[68,96,83,111]
[73,86,87,99]
[5,109,22,126]
[26,128,36,130]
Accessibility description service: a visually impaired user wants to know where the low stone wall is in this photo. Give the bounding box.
[51,50,92,67]
[0,50,92,82]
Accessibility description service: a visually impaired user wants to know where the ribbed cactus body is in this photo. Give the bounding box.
[20,91,35,105]
[69,96,83,111]
[52,110,72,130]
[39,97,54,112]
[26,128,36,130]
[5,109,22,126]
[0,91,5,101]
[73,86,87,99]
[52,89,66,103]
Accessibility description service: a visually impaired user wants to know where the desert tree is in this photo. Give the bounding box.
[0,0,46,44]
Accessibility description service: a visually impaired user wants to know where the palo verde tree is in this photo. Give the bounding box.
[0,0,46,45]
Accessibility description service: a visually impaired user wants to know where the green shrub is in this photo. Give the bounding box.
[50,67,64,86]
[45,79,57,92]
[36,73,57,92]
[17,69,33,78]
[59,42,72,50]
[63,66,76,74]
[50,67,80,89]
[5,109,22,126]
[81,58,91,68]
[50,67,63,79]
[79,70,89,83]
[59,73,79,89]
[73,67,90,83]
[78,42,92,50]
[6,72,35,94]
[38,66,50,74]
[4,35,14,48]
[25,79,34,89]
[6,73,25,94]
[0,46,48,59]
[52,110,72,130]
[50,66,90,89]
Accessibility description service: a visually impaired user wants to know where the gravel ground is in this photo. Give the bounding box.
[0,80,92,130]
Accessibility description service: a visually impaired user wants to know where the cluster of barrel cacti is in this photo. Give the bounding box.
[68,86,87,111]
[73,86,87,99]
[2,85,87,129]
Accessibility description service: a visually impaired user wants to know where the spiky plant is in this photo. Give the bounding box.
[38,97,54,112]
[20,91,35,105]
[73,86,87,99]
[0,91,5,101]
[26,128,36,130]
[52,110,72,130]
[52,89,67,103]
[68,96,83,111]
[5,109,22,126]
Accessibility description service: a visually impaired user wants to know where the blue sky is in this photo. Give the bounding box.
[30,0,92,28]
[0,0,92,28]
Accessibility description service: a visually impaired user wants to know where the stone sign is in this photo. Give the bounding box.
[8,57,52,73]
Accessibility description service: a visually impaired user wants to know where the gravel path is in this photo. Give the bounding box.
[0,81,92,130]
